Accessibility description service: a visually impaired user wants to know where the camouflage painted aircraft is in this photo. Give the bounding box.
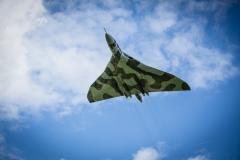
[87,30,190,103]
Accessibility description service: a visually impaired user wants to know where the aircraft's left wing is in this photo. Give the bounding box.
[122,53,191,93]
[87,58,123,103]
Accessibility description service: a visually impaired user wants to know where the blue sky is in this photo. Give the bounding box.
[0,0,240,160]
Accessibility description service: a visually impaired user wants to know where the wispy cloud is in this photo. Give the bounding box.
[0,133,24,160]
[0,0,238,119]
[187,155,209,160]
[0,134,4,144]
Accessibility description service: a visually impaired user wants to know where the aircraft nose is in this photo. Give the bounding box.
[105,33,114,45]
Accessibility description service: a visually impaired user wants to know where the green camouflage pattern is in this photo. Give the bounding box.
[87,32,190,103]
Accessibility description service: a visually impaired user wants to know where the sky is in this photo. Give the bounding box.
[0,0,240,159]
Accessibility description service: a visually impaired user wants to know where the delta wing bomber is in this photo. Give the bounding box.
[87,30,190,103]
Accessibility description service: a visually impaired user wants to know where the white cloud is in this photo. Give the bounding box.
[133,142,166,160]
[187,155,209,160]
[0,0,237,119]
[132,145,211,160]
[165,23,237,88]
[0,0,63,119]
[133,147,161,160]
[144,3,177,33]
[0,0,136,119]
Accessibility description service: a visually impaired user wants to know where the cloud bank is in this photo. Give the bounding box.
[0,0,237,119]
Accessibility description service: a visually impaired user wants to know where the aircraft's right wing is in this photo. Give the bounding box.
[87,56,124,103]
